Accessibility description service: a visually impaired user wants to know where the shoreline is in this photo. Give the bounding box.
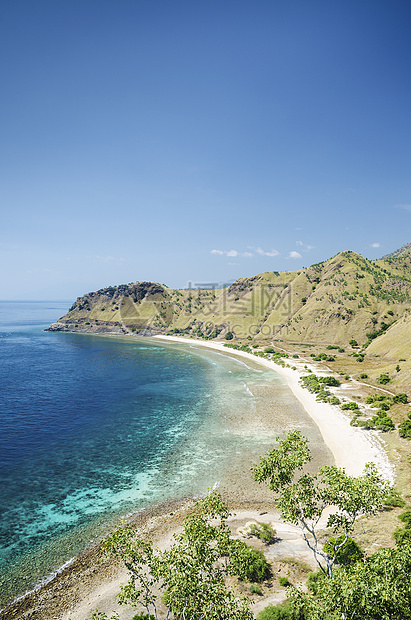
[1,332,395,619]
[153,335,394,481]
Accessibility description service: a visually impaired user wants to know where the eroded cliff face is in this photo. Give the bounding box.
[47,281,168,336]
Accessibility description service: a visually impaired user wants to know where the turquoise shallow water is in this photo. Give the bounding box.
[0,301,332,608]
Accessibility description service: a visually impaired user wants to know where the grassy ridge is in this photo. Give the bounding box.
[50,244,411,396]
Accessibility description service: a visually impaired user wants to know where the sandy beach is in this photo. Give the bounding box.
[155,335,394,480]
[1,334,394,620]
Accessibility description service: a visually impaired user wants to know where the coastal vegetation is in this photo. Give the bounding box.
[87,491,261,620]
[41,243,411,619]
[252,431,390,578]
[85,434,409,620]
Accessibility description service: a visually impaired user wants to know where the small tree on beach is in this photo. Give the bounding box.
[87,491,254,620]
[252,430,391,578]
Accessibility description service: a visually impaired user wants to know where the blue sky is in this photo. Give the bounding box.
[1,0,411,299]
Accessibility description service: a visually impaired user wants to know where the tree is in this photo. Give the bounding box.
[252,431,391,577]
[87,491,254,620]
[291,543,411,620]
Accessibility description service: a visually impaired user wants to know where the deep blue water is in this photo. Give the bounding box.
[0,301,260,606]
[0,301,332,607]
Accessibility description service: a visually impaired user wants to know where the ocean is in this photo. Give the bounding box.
[0,301,332,608]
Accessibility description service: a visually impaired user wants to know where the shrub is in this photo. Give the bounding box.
[349,339,358,347]
[264,347,276,353]
[329,396,341,405]
[225,331,234,340]
[377,374,391,384]
[359,373,368,379]
[398,509,411,527]
[377,401,391,411]
[257,601,302,620]
[250,583,262,595]
[341,402,360,411]
[249,522,276,544]
[306,569,326,595]
[384,488,406,508]
[229,541,269,582]
[278,576,291,587]
[318,376,341,387]
[393,393,408,404]
[398,420,411,439]
[374,415,395,431]
[322,536,364,566]
[393,527,411,546]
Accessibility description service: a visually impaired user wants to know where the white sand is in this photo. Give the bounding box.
[154,335,394,482]
[48,334,395,620]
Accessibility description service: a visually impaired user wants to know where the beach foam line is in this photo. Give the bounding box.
[153,335,394,482]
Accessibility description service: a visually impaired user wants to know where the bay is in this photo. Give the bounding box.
[0,301,332,608]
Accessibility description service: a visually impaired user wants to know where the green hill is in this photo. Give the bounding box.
[49,248,411,351]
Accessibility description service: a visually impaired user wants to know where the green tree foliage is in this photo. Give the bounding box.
[377,373,391,384]
[393,392,408,404]
[399,419,411,438]
[228,540,269,582]
[89,492,253,620]
[340,402,359,411]
[256,600,303,620]
[252,431,391,577]
[322,536,363,566]
[291,543,411,620]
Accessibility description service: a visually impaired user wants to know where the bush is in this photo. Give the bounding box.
[393,393,408,404]
[225,331,234,340]
[257,601,302,620]
[399,420,411,439]
[229,541,269,582]
[306,569,326,595]
[318,376,341,387]
[398,509,411,528]
[249,522,276,544]
[374,415,395,431]
[250,583,262,595]
[264,347,276,353]
[377,401,391,411]
[278,576,291,587]
[322,536,364,566]
[377,374,391,384]
[349,339,358,347]
[359,373,368,379]
[393,527,411,546]
[341,402,360,411]
[384,488,406,508]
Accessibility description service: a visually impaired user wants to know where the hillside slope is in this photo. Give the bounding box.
[49,249,411,350]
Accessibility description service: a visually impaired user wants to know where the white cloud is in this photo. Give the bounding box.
[370,242,381,248]
[395,204,411,211]
[296,241,314,251]
[255,247,280,257]
[211,249,254,258]
[227,262,240,266]
[288,251,302,259]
